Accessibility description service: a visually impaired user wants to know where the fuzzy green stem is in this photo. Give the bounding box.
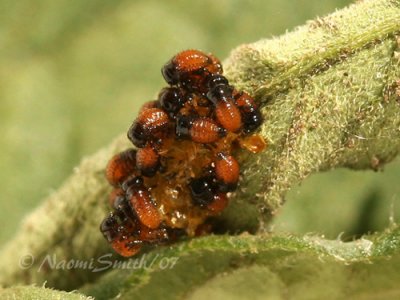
[222,0,400,227]
[0,0,399,292]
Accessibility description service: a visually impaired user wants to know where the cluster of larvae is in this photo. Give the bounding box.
[100,50,265,257]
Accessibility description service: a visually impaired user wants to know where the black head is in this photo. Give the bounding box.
[161,60,178,85]
[207,84,233,105]
[100,213,119,242]
[121,176,144,194]
[175,114,194,138]
[127,121,146,148]
[242,110,263,133]
[158,87,186,117]
[207,74,229,90]
[189,176,216,206]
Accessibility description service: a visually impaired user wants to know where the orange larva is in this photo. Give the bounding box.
[215,153,240,192]
[206,78,242,132]
[233,90,257,110]
[215,100,242,132]
[174,49,212,73]
[138,100,159,114]
[233,91,263,133]
[138,225,169,245]
[100,213,142,257]
[111,237,142,257]
[105,149,137,187]
[136,144,160,177]
[128,108,169,148]
[176,115,225,143]
[110,220,142,257]
[207,193,229,214]
[128,188,161,229]
[162,49,222,90]
[101,183,167,256]
[189,118,226,143]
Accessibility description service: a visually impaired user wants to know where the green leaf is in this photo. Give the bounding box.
[0,286,92,300]
[82,225,400,299]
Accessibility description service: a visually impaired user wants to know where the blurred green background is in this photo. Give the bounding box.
[1,0,399,247]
